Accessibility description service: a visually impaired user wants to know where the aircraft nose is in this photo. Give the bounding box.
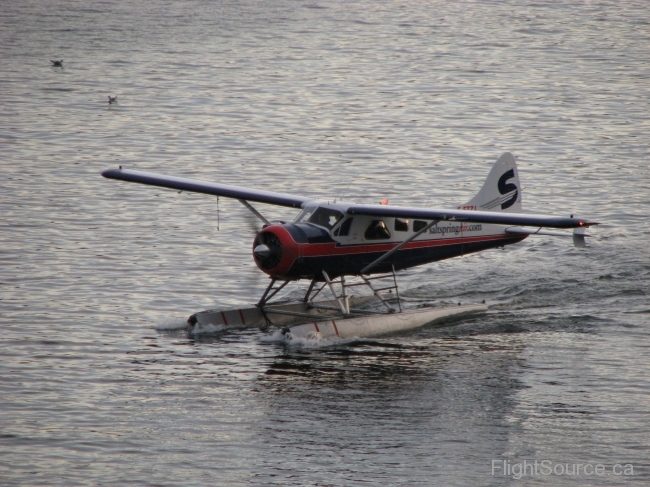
[254,244,271,258]
[253,226,298,277]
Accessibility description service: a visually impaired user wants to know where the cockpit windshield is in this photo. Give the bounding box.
[294,207,316,223]
[306,207,344,230]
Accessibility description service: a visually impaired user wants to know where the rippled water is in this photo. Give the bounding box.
[2,1,649,485]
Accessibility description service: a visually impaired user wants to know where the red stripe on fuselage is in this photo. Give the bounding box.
[298,234,519,258]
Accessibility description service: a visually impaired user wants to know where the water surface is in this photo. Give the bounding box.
[1,1,649,485]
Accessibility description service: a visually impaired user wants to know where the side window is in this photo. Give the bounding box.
[394,218,409,232]
[413,220,428,232]
[333,217,353,237]
[364,220,391,240]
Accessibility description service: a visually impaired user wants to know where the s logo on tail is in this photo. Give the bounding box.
[459,152,522,212]
[498,169,518,210]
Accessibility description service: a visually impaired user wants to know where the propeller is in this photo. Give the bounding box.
[240,202,268,289]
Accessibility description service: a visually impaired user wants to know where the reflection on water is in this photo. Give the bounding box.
[254,335,526,485]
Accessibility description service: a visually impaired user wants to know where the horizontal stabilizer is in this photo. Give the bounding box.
[505,227,573,237]
[505,226,590,247]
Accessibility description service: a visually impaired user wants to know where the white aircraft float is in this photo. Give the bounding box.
[102,153,597,340]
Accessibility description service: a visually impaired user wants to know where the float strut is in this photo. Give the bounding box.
[322,271,350,315]
[302,278,318,303]
[257,278,291,307]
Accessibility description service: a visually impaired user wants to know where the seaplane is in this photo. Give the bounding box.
[102,152,597,340]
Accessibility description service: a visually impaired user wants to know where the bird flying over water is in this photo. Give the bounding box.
[108,95,117,104]
[50,60,63,67]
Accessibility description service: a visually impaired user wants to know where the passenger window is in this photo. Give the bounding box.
[364,220,391,240]
[413,220,428,232]
[307,207,344,230]
[334,217,353,237]
[394,218,409,232]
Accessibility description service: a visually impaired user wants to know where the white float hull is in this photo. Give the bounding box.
[188,296,378,335]
[189,298,487,339]
[285,303,487,339]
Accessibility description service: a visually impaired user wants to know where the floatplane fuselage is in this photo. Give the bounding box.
[252,203,525,280]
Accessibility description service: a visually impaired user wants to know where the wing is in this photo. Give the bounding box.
[102,168,312,209]
[346,204,597,229]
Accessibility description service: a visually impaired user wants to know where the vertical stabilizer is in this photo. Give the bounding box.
[461,152,523,212]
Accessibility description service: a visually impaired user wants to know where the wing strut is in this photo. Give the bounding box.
[239,199,271,226]
[360,220,440,275]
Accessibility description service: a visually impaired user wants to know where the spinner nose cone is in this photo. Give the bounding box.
[252,229,283,271]
[253,244,271,258]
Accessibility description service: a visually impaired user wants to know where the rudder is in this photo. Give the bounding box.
[461,152,522,212]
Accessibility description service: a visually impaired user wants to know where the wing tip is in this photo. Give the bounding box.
[577,219,600,228]
[101,167,123,179]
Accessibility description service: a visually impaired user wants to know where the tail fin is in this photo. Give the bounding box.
[461,152,523,212]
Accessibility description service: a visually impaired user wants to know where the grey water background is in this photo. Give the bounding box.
[1,0,649,485]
